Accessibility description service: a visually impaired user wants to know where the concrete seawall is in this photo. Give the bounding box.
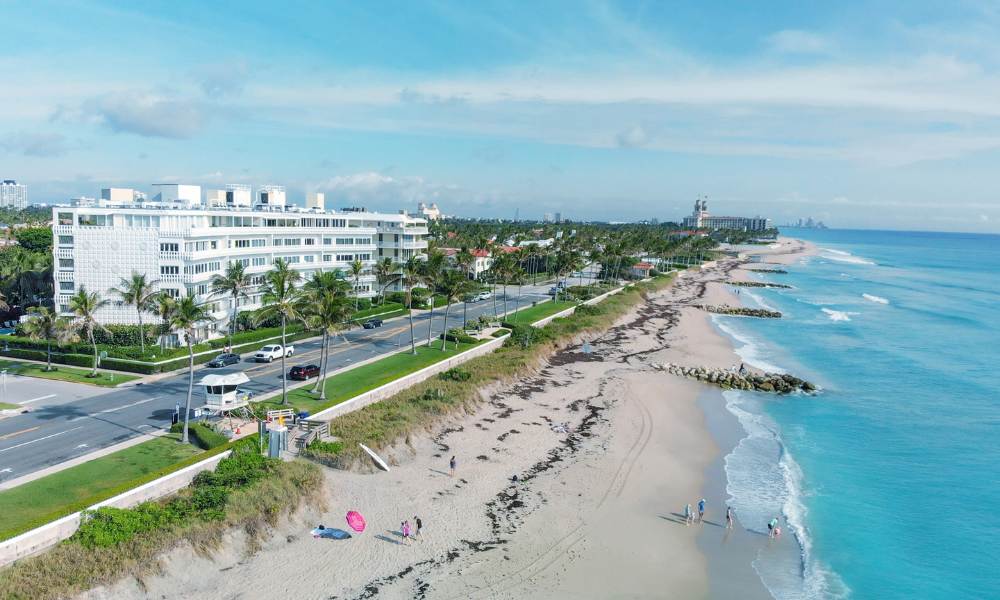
[0,451,230,567]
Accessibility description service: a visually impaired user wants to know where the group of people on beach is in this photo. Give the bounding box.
[400,516,423,543]
[683,499,737,530]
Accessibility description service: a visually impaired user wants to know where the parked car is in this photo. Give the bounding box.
[363,318,384,329]
[288,364,320,380]
[254,344,294,362]
[548,286,561,296]
[206,353,240,368]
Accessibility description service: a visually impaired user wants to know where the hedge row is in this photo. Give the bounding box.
[169,422,229,450]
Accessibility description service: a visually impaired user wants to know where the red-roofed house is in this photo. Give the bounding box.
[630,261,654,278]
[439,247,493,279]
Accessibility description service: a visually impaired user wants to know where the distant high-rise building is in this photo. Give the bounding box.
[0,180,28,209]
[543,212,554,223]
[417,202,441,220]
[554,212,562,223]
[681,196,770,231]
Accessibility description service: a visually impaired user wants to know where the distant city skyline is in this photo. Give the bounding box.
[2,2,1000,232]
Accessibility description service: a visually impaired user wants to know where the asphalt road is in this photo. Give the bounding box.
[0,282,563,483]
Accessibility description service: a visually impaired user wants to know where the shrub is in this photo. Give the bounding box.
[73,503,178,549]
[170,422,229,450]
[438,368,471,382]
[439,328,477,344]
[490,328,510,338]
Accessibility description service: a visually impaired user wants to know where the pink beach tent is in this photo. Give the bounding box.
[346,511,366,533]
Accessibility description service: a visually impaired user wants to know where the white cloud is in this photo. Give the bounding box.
[84,92,207,138]
[615,125,650,148]
[765,30,833,55]
[4,131,70,157]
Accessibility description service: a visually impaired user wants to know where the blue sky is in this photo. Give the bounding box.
[2,1,1000,231]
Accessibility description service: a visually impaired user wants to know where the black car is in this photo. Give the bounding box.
[289,364,321,380]
[206,353,240,368]
[363,318,384,329]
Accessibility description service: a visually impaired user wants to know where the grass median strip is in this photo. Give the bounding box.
[0,360,139,388]
[507,300,576,324]
[261,339,489,415]
[0,434,202,541]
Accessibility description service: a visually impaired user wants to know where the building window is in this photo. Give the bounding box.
[251,257,267,267]
[163,288,180,298]
[304,238,315,246]
[323,237,332,245]
[322,254,333,262]
[336,254,353,262]
[304,255,315,263]
[58,235,73,245]
[58,258,74,269]
[58,213,73,226]
[161,266,180,275]
[160,243,179,252]
[77,214,108,226]
[59,281,74,291]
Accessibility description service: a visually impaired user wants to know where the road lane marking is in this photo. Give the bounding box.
[19,394,56,405]
[0,426,84,454]
[69,397,159,421]
[0,427,39,441]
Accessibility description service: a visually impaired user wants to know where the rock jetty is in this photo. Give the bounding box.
[699,305,782,318]
[657,362,816,393]
[729,281,792,289]
[745,268,788,274]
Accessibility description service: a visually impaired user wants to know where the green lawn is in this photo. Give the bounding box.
[507,300,577,325]
[0,360,140,387]
[0,434,202,541]
[0,402,18,410]
[274,339,488,414]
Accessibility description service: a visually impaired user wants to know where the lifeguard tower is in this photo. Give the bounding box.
[197,372,254,430]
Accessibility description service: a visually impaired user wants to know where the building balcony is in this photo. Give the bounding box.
[160,251,180,260]
[53,225,72,235]
[160,274,184,283]
[55,271,74,282]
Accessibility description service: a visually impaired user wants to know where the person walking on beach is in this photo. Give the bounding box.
[401,520,411,543]
[698,498,706,523]
[449,456,457,477]
[726,506,734,529]
[684,503,693,525]
[768,517,779,538]
[414,515,422,540]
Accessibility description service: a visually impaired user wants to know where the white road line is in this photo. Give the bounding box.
[0,426,84,454]
[19,393,56,405]
[69,397,158,421]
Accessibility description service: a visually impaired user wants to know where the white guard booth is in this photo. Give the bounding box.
[198,372,252,414]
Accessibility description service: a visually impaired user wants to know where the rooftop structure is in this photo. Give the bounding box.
[51,185,429,336]
[417,202,441,221]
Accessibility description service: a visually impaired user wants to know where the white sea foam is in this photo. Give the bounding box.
[821,308,856,322]
[862,293,889,305]
[712,316,786,374]
[742,289,779,312]
[820,248,875,266]
[723,391,850,600]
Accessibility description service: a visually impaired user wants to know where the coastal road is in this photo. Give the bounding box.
[0,283,559,485]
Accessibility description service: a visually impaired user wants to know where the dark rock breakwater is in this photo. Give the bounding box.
[729,281,792,289]
[656,362,816,393]
[698,305,782,318]
[745,268,788,274]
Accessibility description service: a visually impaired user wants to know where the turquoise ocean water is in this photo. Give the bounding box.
[712,229,998,599]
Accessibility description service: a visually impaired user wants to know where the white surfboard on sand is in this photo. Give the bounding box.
[359,443,390,472]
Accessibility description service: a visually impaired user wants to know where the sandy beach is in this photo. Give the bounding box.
[81,237,815,600]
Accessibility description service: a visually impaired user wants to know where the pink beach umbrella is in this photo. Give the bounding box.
[346,511,366,533]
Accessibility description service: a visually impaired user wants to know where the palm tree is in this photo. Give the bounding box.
[254,258,301,405]
[421,250,446,349]
[112,272,159,354]
[348,259,365,311]
[400,256,422,355]
[300,272,352,400]
[437,270,473,351]
[210,261,252,352]
[21,307,78,371]
[68,287,108,377]
[169,291,212,444]
[0,290,8,312]
[153,293,176,352]
[455,247,475,280]
[372,257,399,306]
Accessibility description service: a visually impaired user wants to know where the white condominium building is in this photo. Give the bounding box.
[681,198,770,232]
[1,180,28,209]
[51,185,428,333]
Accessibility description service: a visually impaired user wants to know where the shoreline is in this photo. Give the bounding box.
[77,241,815,600]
